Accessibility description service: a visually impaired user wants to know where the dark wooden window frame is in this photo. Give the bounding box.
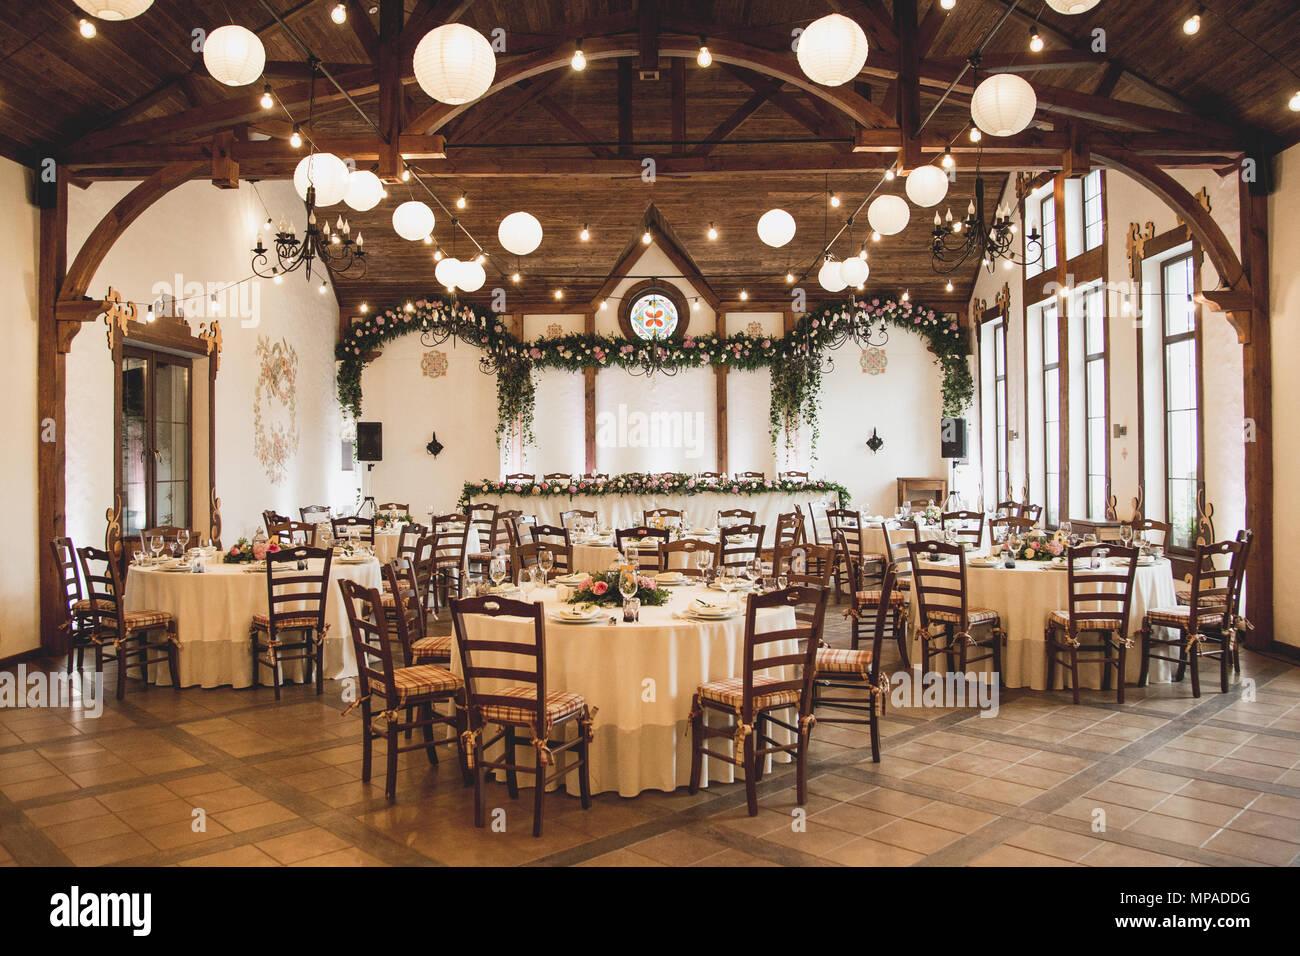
[1158,250,1206,551]
[1082,282,1110,520]
[975,305,1005,507]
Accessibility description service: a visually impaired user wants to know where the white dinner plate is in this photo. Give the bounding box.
[548,608,604,624]
[683,608,738,621]
[338,555,372,565]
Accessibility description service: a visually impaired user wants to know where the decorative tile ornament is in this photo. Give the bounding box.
[546,322,564,338]
[253,336,299,485]
[746,321,764,337]
[860,346,887,375]
[421,349,449,378]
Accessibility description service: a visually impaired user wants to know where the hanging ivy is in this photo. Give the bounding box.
[334,294,973,452]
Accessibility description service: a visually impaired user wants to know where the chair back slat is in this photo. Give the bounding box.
[264,546,332,637]
[451,595,547,730]
[880,523,916,588]
[661,538,716,576]
[940,510,985,546]
[1064,544,1138,632]
[718,508,756,527]
[719,523,765,567]
[381,558,423,662]
[432,514,471,572]
[331,514,375,544]
[771,542,833,591]
[338,578,400,708]
[50,537,84,623]
[738,585,827,723]
[527,524,573,573]
[1188,535,1251,629]
[75,545,125,640]
[908,539,970,628]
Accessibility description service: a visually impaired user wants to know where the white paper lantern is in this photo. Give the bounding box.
[905,165,949,207]
[497,211,542,255]
[457,259,487,292]
[818,258,848,292]
[971,73,1038,137]
[757,208,796,248]
[412,23,496,105]
[392,200,436,241]
[867,195,910,236]
[202,24,265,87]
[839,256,869,287]
[796,13,869,87]
[1045,0,1100,13]
[435,256,462,289]
[73,0,153,19]
[292,152,350,207]
[343,170,384,212]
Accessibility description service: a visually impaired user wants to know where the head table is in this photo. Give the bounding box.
[451,583,798,798]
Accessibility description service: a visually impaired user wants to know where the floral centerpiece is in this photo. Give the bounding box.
[375,512,414,531]
[224,537,279,564]
[915,504,943,527]
[992,529,1066,562]
[564,571,671,607]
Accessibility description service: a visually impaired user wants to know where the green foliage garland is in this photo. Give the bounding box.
[335,295,972,452]
[457,472,850,511]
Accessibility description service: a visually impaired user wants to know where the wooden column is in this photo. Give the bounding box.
[584,312,597,473]
[715,310,728,473]
[1053,171,1070,520]
[37,172,69,653]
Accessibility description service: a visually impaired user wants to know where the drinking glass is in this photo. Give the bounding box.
[177,529,190,553]
[132,549,143,567]
[619,568,638,602]
[903,500,913,515]
[694,548,712,576]
[1120,522,1133,548]
[518,566,536,600]
[149,534,163,563]
[489,556,507,590]
[538,548,554,582]
[1059,520,1071,540]
[777,573,789,590]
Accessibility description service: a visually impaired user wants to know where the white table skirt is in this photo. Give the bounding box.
[450,585,797,797]
[906,560,1179,690]
[125,558,382,689]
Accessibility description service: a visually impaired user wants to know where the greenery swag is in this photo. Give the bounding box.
[335,294,972,453]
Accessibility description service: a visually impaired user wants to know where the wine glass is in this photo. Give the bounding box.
[489,556,507,590]
[744,557,760,589]
[619,568,638,603]
[903,499,913,516]
[518,566,536,600]
[149,534,163,563]
[538,548,554,583]
[1120,522,1134,548]
[1059,520,1071,541]
[177,529,190,554]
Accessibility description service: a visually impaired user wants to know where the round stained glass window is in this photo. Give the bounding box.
[628,292,679,340]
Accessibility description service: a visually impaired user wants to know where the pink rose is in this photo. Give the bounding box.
[592,580,608,595]
[229,546,240,556]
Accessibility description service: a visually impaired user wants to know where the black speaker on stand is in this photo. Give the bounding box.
[940,417,967,510]
[355,422,383,516]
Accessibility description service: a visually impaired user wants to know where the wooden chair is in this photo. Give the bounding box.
[377,502,409,514]
[773,511,805,553]
[300,504,331,524]
[718,507,757,527]
[331,514,375,545]
[249,545,333,700]
[406,531,440,624]
[51,536,95,674]
[268,520,316,546]
[771,541,834,589]
[697,471,722,479]
[464,502,500,574]
[826,511,885,601]
[560,508,597,529]
[614,526,670,567]
[840,532,910,666]
[940,510,985,547]
[989,516,1036,541]
[1020,503,1043,524]
[395,522,428,565]
[880,521,917,595]
[339,578,467,800]
[451,595,595,836]
[431,514,471,606]
[499,510,526,553]
[908,540,1003,681]
[76,546,179,700]
[644,507,683,527]
[263,510,290,535]
[504,473,535,485]
[688,585,827,816]
[542,472,573,483]
[994,500,1022,519]
[780,470,809,483]
[528,524,573,575]
[738,471,765,479]
[582,472,609,480]
[1046,544,1140,704]
[1131,517,1171,546]
[1140,534,1252,697]
[718,523,765,568]
[661,538,717,576]
[813,564,897,763]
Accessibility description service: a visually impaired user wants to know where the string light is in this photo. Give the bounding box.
[940,0,955,9]
[554,289,564,299]
[401,168,411,182]
[901,290,910,302]
[1029,28,1044,53]
[260,84,273,109]
[572,39,587,71]
[941,149,955,169]
[969,126,982,143]
[871,230,881,242]
[319,280,329,294]
[786,272,795,283]
[360,303,369,313]
[829,191,840,208]
[423,235,433,244]
[692,299,700,310]
[145,307,155,323]
[289,125,302,149]
[433,248,443,261]
[600,299,608,310]
[511,272,520,283]
[884,168,895,181]
[946,280,954,292]
[1290,90,1300,111]
[457,192,467,209]
[697,37,712,67]
[739,289,749,301]
[79,18,96,38]
[579,223,590,241]
[331,2,347,23]
[1183,10,1201,34]
[642,229,652,244]
[707,222,718,240]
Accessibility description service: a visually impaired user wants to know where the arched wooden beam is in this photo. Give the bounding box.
[409,35,893,136]
[60,161,204,303]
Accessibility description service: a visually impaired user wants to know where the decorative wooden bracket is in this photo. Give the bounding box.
[210,488,223,549]
[105,494,123,563]
[1125,221,1155,280]
[995,282,1011,317]
[199,319,224,371]
[102,286,137,351]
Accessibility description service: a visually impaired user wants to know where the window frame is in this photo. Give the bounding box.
[1158,252,1204,551]
[1082,283,1109,521]
[1042,300,1061,528]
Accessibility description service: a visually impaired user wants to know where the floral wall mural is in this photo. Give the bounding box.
[253,335,299,484]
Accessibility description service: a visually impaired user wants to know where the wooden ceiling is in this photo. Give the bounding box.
[5,0,1295,313]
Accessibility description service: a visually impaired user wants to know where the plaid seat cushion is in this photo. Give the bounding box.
[855,588,908,607]
[1145,606,1225,629]
[122,609,171,630]
[479,685,586,726]
[1173,581,1225,608]
[379,588,415,608]
[371,664,462,704]
[697,675,800,712]
[72,598,115,614]
[1048,610,1122,631]
[251,612,321,630]
[815,646,872,676]
[410,634,452,663]
[927,607,999,626]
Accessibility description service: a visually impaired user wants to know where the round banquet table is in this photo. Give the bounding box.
[125,556,382,689]
[905,558,1179,690]
[372,526,481,566]
[568,530,719,575]
[449,583,798,797]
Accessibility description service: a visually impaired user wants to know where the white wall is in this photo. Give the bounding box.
[64,178,349,550]
[0,159,39,659]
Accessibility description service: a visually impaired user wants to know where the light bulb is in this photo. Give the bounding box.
[433,249,443,261]
[289,126,302,149]
[946,281,954,292]
[79,18,96,38]
[871,230,881,242]
[457,192,467,209]
[884,168,895,181]
[145,307,155,323]
[697,42,712,68]
[511,272,520,283]
[554,289,564,299]
[580,224,590,241]
[1183,13,1201,35]
[1290,90,1300,111]
[692,299,700,310]
[1029,30,1044,52]
[475,253,485,265]
[360,303,369,313]
[707,223,718,240]
[423,234,433,244]
[739,289,748,301]
[600,299,608,310]
[1004,259,1014,270]
[941,150,954,169]
[969,126,982,143]
[401,169,410,181]
[331,2,347,23]
[642,230,652,244]
[319,281,328,294]
[273,272,282,285]
[940,0,955,8]
[829,191,840,208]
[571,41,586,71]
[260,84,273,109]
[263,217,272,231]
[901,290,909,301]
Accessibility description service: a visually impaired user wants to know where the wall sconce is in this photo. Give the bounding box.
[426,432,445,457]
[1112,423,1128,438]
[866,429,884,453]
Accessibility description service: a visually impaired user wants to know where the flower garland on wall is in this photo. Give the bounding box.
[457,472,851,511]
[335,295,972,453]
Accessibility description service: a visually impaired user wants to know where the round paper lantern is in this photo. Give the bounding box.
[867,194,910,236]
[457,259,487,292]
[392,200,436,241]
[497,211,542,255]
[818,258,848,292]
[292,152,350,207]
[435,256,462,289]
[905,165,949,207]
[1045,0,1100,13]
[839,256,869,287]
[73,0,153,19]
[971,73,1038,137]
[796,13,868,87]
[343,170,384,212]
[412,23,496,104]
[202,24,265,87]
[757,208,796,248]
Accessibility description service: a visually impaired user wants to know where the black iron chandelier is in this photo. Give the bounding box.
[625,332,683,378]
[930,169,1041,276]
[251,185,368,282]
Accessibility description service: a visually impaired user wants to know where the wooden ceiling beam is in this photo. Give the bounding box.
[400,0,482,57]
[345,0,382,62]
[536,95,617,158]
[445,73,566,144]
[690,90,770,157]
[916,3,948,56]
[378,0,405,179]
[825,0,899,55]
[894,0,922,170]
[638,0,661,78]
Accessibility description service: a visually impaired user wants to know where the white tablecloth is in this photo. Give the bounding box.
[906,559,1179,690]
[125,557,382,689]
[450,584,797,797]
